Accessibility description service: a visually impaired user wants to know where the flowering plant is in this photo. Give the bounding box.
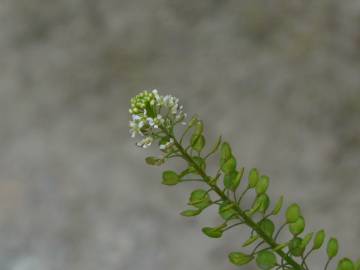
[129,90,359,270]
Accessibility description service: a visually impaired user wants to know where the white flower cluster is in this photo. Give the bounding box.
[129,90,186,148]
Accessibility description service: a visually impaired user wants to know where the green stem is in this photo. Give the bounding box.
[168,132,304,270]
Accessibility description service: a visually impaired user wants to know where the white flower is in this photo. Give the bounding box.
[129,89,187,149]
[136,136,153,148]
[159,138,174,150]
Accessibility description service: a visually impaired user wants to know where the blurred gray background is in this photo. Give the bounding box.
[0,0,359,269]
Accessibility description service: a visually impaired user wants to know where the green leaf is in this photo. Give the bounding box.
[327,237,339,259]
[221,156,237,174]
[289,216,305,236]
[301,232,313,249]
[223,169,243,191]
[286,203,301,223]
[145,156,164,166]
[259,218,275,238]
[190,134,205,152]
[337,258,355,270]
[256,250,277,270]
[272,195,284,215]
[313,230,326,250]
[256,175,269,194]
[242,234,260,247]
[202,227,222,238]
[189,189,211,209]
[248,168,260,188]
[180,209,202,217]
[289,237,305,257]
[229,252,253,266]
[162,170,180,185]
[219,202,238,220]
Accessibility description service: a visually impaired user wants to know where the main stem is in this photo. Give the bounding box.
[168,132,303,270]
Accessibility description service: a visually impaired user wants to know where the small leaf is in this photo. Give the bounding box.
[289,216,305,236]
[223,169,243,191]
[327,237,339,259]
[256,250,277,270]
[162,170,180,185]
[229,252,253,266]
[180,209,202,217]
[272,195,284,215]
[242,234,260,247]
[256,175,269,194]
[259,218,275,238]
[145,156,164,166]
[313,230,326,250]
[301,232,313,249]
[219,202,238,220]
[337,258,355,270]
[289,237,305,257]
[202,227,222,238]
[286,203,301,223]
[189,189,211,209]
[221,156,237,174]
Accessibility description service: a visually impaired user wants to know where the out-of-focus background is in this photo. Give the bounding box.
[0,0,359,269]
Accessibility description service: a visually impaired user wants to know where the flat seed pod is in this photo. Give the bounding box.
[229,252,253,266]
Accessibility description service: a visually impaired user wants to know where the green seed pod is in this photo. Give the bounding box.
[257,194,270,213]
[194,120,204,135]
[256,250,277,270]
[228,252,253,266]
[248,168,259,188]
[289,216,305,236]
[286,203,301,223]
[242,234,260,247]
[162,170,180,185]
[272,195,284,215]
[202,227,222,238]
[221,156,237,174]
[189,189,211,209]
[289,237,305,257]
[187,156,206,172]
[355,259,360,270]
[337,258,355,270]
[190,134,205,152]
[258,218,275,238]
[220,142,232,162]
[327,238,339,259]
[223,170,242,191]
[301,232,313,249]
[180,209,202,217]
[256,175,269,194]
[313,230,326,250]
[145,156,164,166]
[219,202,238,220]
